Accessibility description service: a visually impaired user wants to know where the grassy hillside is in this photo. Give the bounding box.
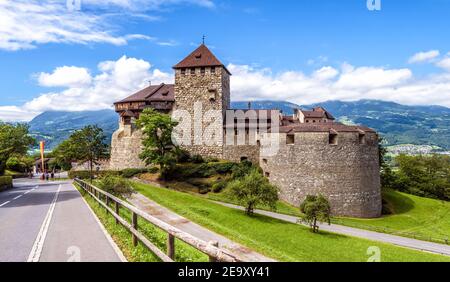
[335,189,450,243]
[131,181,450,262]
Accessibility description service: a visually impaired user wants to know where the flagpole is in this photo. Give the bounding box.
[40,141,45,179]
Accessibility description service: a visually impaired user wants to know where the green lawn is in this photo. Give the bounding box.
[74,183,208,262]
[209,187,450,244]
[131,181,450,262]
[334,189,450,244]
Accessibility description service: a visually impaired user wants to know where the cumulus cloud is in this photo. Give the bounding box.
[0,56,173,121]
[436,57,450,72]
[0,0,213,51]
[408,50,440,64]
[3,50,450,122]
[37,66,92,88]
[228,62,450,108]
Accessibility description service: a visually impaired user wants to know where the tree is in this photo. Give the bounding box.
[227,168,279,215]
[0,122,35,175]
[52,139,76,171]
[56,125,109,180]
[136,108,179,179]
[300,195,331,233]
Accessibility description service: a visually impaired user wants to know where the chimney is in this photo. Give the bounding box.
[148,80,152,86]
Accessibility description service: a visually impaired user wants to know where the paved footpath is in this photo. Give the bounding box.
[0,179,125,262]
[215,201,450,257]
[128,192,275,262]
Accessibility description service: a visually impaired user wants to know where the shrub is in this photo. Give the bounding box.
[122,168,149,178]
[0,176,13,191]
[212,181,227,193]
[175,148,191,163]
[231,160,254,180]
[191,154,204,164]
[97,175,134,198]
[68,170,121,179]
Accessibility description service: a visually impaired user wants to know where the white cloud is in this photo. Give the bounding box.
[38,66,92,88]
[0,56,173,121]
[408,50,440,64]
[0,0,213,51]
[436,57,450,72]
[228,62,450,108]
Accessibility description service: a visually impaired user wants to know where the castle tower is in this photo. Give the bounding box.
[173,44,231,158]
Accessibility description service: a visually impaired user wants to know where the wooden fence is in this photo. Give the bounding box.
[74,178,242,262]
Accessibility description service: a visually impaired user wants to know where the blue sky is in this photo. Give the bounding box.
[1,0,450,121]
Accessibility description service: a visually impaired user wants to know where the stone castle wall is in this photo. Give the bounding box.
[109,123,146,170]
[174,67,230,159]
[260,132,381,218]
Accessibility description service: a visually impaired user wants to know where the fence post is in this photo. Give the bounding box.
[115,202,120,225]
[208,241,219,262]
[105,195,109,210]
[167,234,175,259]
[132,212,138,246]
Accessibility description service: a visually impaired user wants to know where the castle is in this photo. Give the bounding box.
[110,44,382,218]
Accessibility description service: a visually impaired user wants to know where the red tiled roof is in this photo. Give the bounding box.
[173,44,231,75]
[115,83,175,104]
[298,107,335,120]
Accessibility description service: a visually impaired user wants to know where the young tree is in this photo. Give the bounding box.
[136,108,179,179]
[227,168,279,215]
[57,125,109,180]
[0,122,36,175]
[300,195,331,233]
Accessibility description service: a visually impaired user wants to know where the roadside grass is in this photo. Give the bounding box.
[205,189,302,217]
[74,183,208,262]
[208,187,450,244]
[131,181,450,262]
[334,189,450,244]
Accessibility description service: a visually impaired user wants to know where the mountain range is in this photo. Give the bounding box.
[28,100,450,151]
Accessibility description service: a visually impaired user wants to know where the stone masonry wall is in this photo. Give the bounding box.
[174,67,230,159]
[260,132,381,218]
[109,123,146,170]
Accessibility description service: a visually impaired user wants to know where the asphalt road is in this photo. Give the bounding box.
[0,179,124,262]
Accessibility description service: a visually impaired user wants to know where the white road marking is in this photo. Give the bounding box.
[0,201,11,207]
[13,195,22,200]
[27,184,62,262]
[24,191,31,194]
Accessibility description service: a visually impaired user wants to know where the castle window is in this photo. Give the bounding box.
[201,67,206,75]
[262,158,268,164]
[313,120,316,123]
[306,120,309,123]
[329,133,338,145]
[257,140,261,147]
[286,134,295,145]
[211,67,216,74]
[181,68,186,75]
[190,68,195,75]
[240,157,248,162]
[265,172,270,178]
[359,133,366,145]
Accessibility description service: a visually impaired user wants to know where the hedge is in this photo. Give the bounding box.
[68,167,159,179]
[0,176,13,192]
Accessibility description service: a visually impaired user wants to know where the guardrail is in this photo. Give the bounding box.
[74,178,242,262]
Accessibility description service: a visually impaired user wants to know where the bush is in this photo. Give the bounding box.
[212,181,227,193]
[121,168,149,178]
[175,148,191,163]
[231,160,254,180]
[191,154,204,164]
[0,176,13,191]
[68,170,121,179]
[97,175,134,198]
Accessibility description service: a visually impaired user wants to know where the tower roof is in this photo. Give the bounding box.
[173,44,231,75]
